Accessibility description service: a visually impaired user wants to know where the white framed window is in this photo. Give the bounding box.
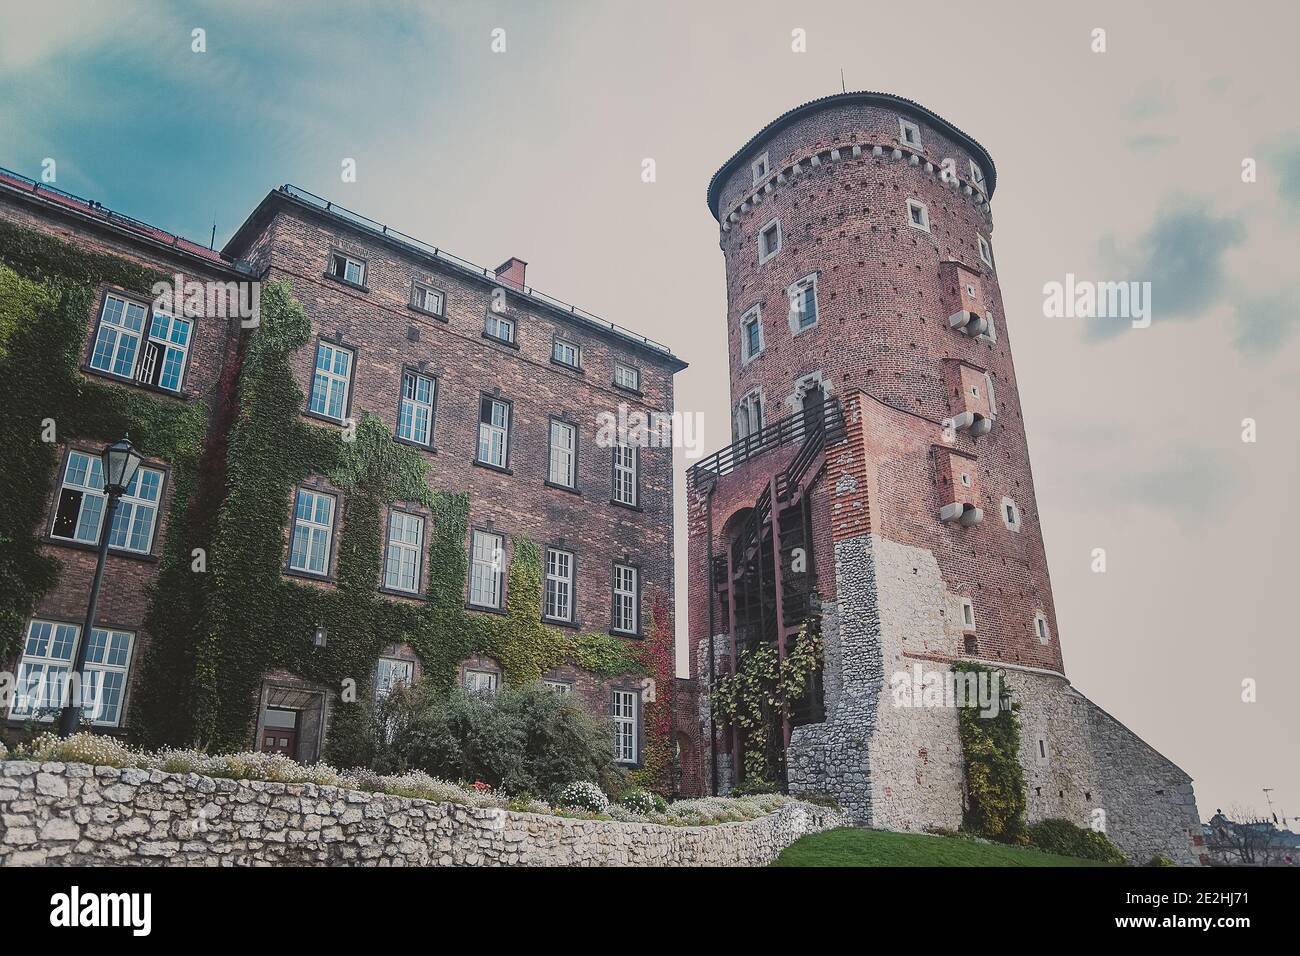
[397,370,435,446]
[1034,613,1050,645]
[375,657,414,704]
[614,363,640,392]
[788,274,819,332]
[485,311,515,343]
[736,390,763,440]
[309,341,353,421]
[139,309,193,392]
[960,598,976,630]
[544,547,575,623]
[543,679,572,696]
[613,442,637,506]
[51,450,163,554]
[464,669,500,694]
[289,487,335,576]
[758,218,782,263]
[88,294,148,381]
[8,620,134,727]
[552,337,581,369]
[612,563,639,634]
[751,152,770,186]
[612,689,639,764]
[978,235,993,268]
[328,252,366,286]
[411,283,444,315]
[1002,497,1021,532]
[383,511,424,593]
[548,420,577,488]
[469,529,505,609]
[959,470,972,488]
[906,198,930,233]
[740,306,764,363]
[477,396,510,468]
[969,159,987,194]
[899,117,922,148]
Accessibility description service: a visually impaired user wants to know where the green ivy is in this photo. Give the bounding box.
[713,623,821,784]
[1,224,667,786]
[954,661,1028,843]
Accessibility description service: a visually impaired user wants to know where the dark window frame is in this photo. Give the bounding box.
[393,365,438,451]
[303,334,358,426]
[284,480,342,583]
[544,414,581,493]
[473,392,514,474]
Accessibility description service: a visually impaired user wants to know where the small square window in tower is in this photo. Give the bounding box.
[758,219,782,263]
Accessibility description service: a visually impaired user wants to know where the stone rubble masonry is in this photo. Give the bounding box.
[0,762,843,868]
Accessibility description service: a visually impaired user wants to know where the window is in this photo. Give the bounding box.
[978,235,993,267]
[88,294,147,380]
[899,118,922,148]
[983,310,998,344]
[51,450,163,554]
[464,669,500,694]
[612,563,639,634]
[751,152,770,185]
[289,488,335,576]
[543,679,572,696]
[88,294,193,393]
[552,338,581,369]
[613,689,639,764]
[469,529,505,609]
[476,396,511,468]
[788,274,818,331]
[969,159,987,194]
[907,198,930,232]
[548,420,577,488]
[758,218,782,263]
[383,511,424,593]
[614,363,640,392]
[9,620,133,727]
[613,442,637,506]
[485,311,515,344]
[328,252,366,286]
[544,547,575,623]
[1002,497,1021,532]
[397,370,436,447]
[411,283,444,316]
[375,657,414,704]
[1034,613,1050,644]
[960,598,975,629]
[740,306,763,363]
[736,391,763,440]
[139,309,193,392]
[959,471,972,488]
[308,342,353,421]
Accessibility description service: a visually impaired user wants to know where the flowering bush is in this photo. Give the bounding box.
[555,781,610,813]
[620,789,665,815]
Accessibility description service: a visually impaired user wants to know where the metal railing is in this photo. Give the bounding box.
[689,396,842,487]
[279,185,676,356]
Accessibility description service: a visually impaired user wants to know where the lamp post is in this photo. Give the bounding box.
[57,436,143,737]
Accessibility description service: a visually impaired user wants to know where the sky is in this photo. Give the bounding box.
[2,0,1297,822]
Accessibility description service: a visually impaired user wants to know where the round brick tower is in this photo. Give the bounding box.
[706,90,1061,675]
[686,93,1200,861]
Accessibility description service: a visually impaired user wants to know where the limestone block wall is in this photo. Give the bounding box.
[784,532,1201,864]
[0,762,843,868]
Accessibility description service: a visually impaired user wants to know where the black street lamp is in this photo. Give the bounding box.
[57,435,143,738]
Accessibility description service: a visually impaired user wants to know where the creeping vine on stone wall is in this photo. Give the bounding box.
[954,661,1027,843]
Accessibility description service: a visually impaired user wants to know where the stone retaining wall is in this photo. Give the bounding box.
[0,761,843,867]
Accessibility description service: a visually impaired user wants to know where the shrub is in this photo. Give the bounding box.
[1147,853,1177,867]
[620,789,666,814]
[367,682,616,796]
[730,777,779,797]
[555,781,609,813]
[1028,818,1126,864]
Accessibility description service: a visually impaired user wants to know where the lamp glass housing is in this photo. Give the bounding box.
[103,437,143,494]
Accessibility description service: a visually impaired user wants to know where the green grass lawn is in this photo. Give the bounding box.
[772,827,1119,867]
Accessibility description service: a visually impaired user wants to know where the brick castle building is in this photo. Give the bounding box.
[0,171,684,777]
[683,92,1204,863]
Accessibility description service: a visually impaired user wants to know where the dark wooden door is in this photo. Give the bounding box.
[260,726,297,757]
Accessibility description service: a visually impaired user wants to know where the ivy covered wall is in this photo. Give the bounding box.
[0,222,674,792]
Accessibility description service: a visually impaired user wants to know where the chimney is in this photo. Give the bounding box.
[494,257,528,290]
